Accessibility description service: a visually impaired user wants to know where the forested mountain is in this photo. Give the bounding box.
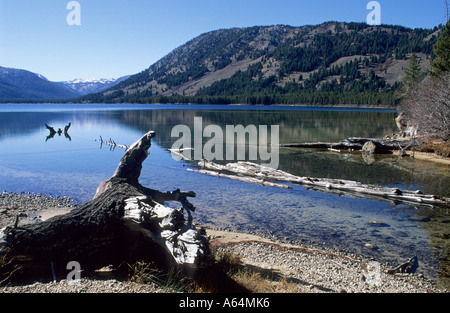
[82,21,441,106]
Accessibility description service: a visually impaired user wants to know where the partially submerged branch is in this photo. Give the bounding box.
[96,135,130,151]
[195,159,450,209]
[45,123,71,141]
[282,137,416,155]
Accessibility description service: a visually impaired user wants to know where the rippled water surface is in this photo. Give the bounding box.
[0,103,449,288]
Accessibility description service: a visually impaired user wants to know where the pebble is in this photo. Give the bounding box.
[0,191,78,228]
[1,278,167,293]
[217,241,448,293]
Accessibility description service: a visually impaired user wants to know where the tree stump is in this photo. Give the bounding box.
[0,131,210,282]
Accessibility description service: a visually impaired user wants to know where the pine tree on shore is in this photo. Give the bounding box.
[430,21,450,77]
[403,53,424,91]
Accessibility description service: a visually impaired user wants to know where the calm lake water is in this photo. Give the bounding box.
[1,103,449,288]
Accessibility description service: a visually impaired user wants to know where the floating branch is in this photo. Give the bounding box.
[169,148,194,161]
[96,135,129,151]
[194,159,450,209]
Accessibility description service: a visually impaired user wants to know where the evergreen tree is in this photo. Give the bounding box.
[403,53,424,91]
[430,21,450,77]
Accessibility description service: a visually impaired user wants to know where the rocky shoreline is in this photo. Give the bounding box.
[0,191,78,229]
[0,191,448,293]
[209,229,447,293]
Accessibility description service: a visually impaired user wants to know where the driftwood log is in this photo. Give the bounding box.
[192,160,450,209]
[282,137,417,154]
[0,131,209,281]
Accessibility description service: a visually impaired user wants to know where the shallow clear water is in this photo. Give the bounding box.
[0,103,449,287]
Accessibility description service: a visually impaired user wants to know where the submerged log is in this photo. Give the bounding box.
[45,123,56,135]
[188,168,292,189]
[282,137,416,154]
[45,123,71,141]
[0,131,209,281]
[196,160,450,209]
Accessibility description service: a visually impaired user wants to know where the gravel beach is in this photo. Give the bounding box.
[0,191,78,229]
[0,191,448,293]
[209,229,447,293]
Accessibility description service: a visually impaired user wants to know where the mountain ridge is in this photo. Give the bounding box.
[84,21,440,106]
[0,66,129,101]
[60,76,131,96]
[0,66,79,101]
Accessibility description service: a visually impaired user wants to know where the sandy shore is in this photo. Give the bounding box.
[1,192,449,293]
[392,150,450,165]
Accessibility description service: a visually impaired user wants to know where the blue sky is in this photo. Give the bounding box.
[0,0,448,82]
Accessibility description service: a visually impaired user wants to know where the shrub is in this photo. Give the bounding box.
[399,73,450,141]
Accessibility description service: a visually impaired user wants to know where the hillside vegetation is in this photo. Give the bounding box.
[82,21,441,106]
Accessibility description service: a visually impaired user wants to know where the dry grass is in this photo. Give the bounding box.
[0,254,21,286]
[126,248,302,293]
[416,140,450,157]
[232,269,301,293]
[189,248,301,293]
[127,260,188,292]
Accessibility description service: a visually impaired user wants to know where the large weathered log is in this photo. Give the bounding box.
[188,168,292,189]
[195,160,450,209]
[0,131,209,281]
[282,137,417,154]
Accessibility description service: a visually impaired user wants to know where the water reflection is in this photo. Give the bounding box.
[45,122,72,141]
[106,108,398,146]
[0,104,449,288]
[102,108,449,197]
